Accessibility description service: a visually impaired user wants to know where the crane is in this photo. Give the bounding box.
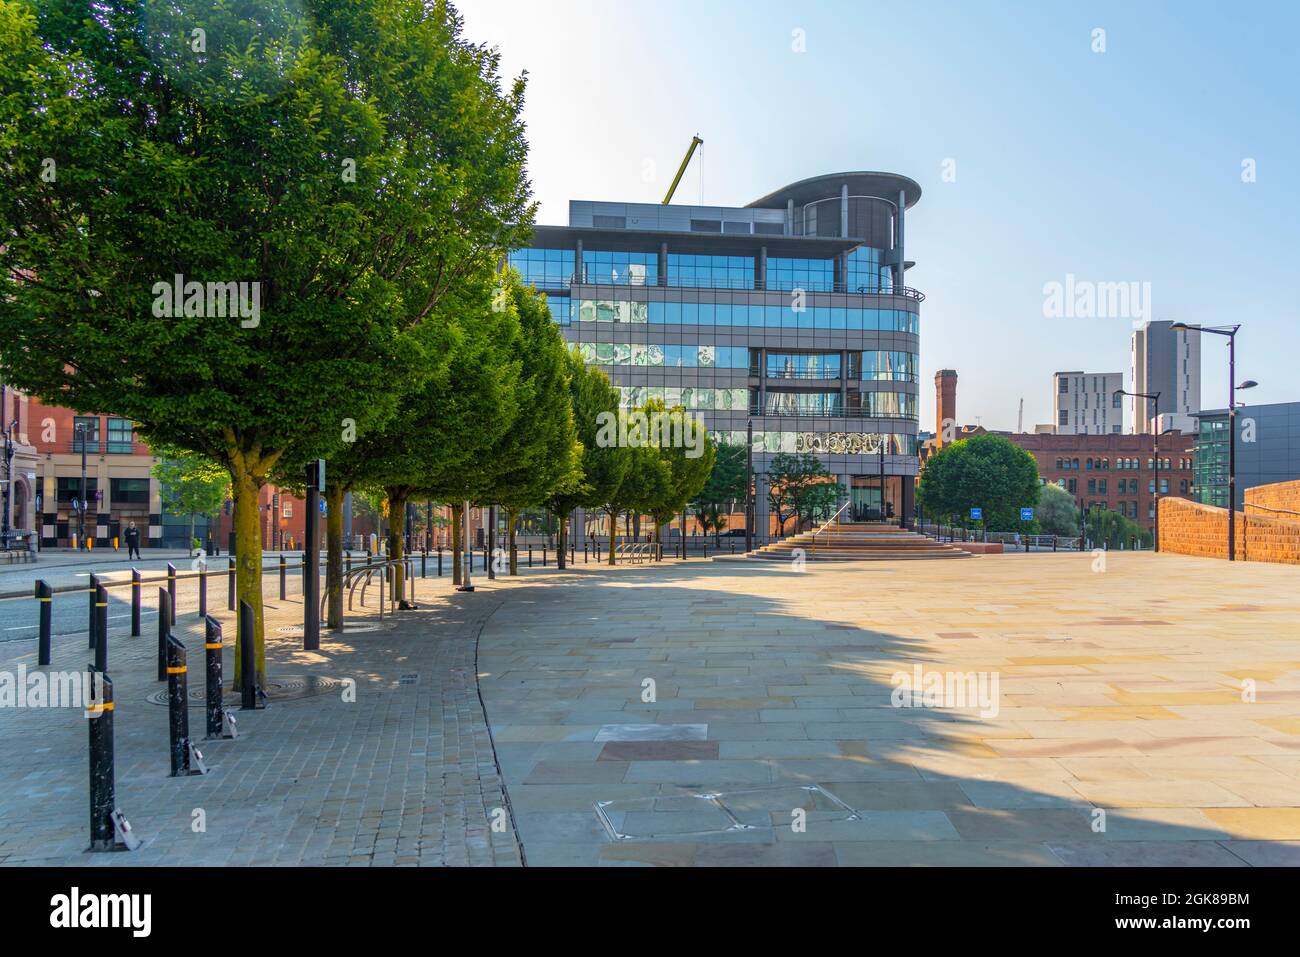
[663,135,703,205]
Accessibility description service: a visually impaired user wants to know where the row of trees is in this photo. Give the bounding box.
[0,0,716,683]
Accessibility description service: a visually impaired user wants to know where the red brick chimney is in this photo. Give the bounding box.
[935,370,958,448]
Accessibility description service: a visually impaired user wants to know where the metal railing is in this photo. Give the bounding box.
[569,273,925,300]
[809,501,853,556]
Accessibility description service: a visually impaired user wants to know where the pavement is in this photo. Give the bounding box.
[2,549,1298,866]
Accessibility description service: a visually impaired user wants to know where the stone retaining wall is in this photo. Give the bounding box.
[1159,483,1300,565]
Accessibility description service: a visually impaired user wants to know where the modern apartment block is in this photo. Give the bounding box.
[1131,320,1201,433]
[509,171,923,537]
[1053,371,1124,435]
[1193,401,1300,510]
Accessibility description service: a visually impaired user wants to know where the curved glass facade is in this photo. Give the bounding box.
[570,297,918,333]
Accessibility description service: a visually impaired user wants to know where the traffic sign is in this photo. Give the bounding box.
[970,507,983,521]
[1020,507,1035,521]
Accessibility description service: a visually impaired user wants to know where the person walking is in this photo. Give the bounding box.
[125,521,141,560]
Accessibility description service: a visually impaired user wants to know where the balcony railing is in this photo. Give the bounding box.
[749,404,919,419]
[569,273,924,300]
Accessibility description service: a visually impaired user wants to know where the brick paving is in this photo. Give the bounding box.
[0,570,521,866]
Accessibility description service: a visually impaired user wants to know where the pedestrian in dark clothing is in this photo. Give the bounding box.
[125,522,141,560]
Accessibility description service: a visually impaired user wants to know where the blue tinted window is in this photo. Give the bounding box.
[667,254,755,290]
[582,250,657,286]
[767,257,834,292]
[509,248,574,288]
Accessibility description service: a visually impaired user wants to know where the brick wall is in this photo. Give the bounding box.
[1247,480,1300,516]
[1159,488,1300,565]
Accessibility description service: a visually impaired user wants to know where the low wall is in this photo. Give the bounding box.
[1159,490,1300,565]
[1246,479,1300,516]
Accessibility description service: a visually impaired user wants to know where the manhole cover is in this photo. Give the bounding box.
[145,675,346,707]
[275,623,389,635]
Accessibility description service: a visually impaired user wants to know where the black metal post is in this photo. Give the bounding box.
[438,548,443,577]
[88,672,130,851]
[1228,331,1237,561]
[130,569,141,637]
[487,505,497,580]
[745,420,754,552]
[279,554,287,600]
[37,580,52,666]
[304,460,321,650]
[198,564,207,617]
[88,573,98,650]
[166,634,204,776]
[166,562,177,619]
[421,548,427,579]
[204,616,224,739]
[156,586,170,682]
[239,599,262,710]
[227,557,235,611]
[95,582,108,674]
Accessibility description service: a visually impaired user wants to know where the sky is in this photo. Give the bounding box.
[456,0,1299,433]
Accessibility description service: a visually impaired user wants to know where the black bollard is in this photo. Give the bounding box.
[95,583,109,674]
[204,616,235,739]
[346,552,352,575]
[301,551,308,592]
[543,543,547,567]
[166,563,177,618]
[227,557,235,611]
[156,587,170,682]
[279,554,287,600]
[36,580,52,666]
[422,549,427,578]
[88,573,98,650]
[130,568,141,637]
[528,545,533,568]
[166,634,206,776]
[87,672,139,852]
[437,548,443,577]
[239,599,263,710]
[198,563,207,617]
[584,543,588,563]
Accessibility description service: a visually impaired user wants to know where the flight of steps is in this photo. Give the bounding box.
[745,522,973,561]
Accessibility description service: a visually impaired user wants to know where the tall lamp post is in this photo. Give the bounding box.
[1170,323,1256,560]
[1,418,16,549]
[74,422,88,550]
[1114,389,1162,550]
[744,420,754,552]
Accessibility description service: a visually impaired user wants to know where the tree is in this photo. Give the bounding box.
[0,0,533,681]
[693,441,746,545]
[483,276,580,570]
[570,366,630,566]
[917,434,1041,532]
[152,449,231,553]
[767,453,839,536]
[1038,482,1080,536]
[641,400,715,546]
[601,436,669,564]
[1086,507,1151,550]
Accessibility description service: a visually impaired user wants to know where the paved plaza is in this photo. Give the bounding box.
[1,550,1298,866]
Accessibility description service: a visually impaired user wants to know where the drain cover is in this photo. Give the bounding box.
[146,675,346,707]
[595,785,858,842]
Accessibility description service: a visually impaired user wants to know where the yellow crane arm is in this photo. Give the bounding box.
[662,136,703,205]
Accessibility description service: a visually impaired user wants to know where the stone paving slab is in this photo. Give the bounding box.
[476,552,1300,866]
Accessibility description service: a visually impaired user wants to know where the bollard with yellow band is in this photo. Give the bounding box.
[203,616,237,740]
[112,535,119,552]
[87,672,141,852]
[94,583,109,673]
[36,580,53,666]
[166,633,207,776]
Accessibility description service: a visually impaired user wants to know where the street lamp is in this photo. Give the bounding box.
[1114,389,1168,551]
[74,422,88,550]
[1170,323,1255,560]
[744,419,753,552]
[1,418,16,549]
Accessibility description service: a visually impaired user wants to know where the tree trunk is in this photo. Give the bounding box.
[556,512,568,569]
[506,506,518,575]
[451,505,462,586]
[606,508,617,565]
[231,467,265,687]
[386,488,407,606]
[325,483,345,630]
[188,515,195,555]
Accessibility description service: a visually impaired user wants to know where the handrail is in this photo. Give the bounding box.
[1244,502,1300,518]
[810,500,852,556]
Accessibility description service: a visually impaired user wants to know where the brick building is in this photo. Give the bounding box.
[1008,431,1195,537]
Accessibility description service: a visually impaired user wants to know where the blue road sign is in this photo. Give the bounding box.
[1020,507,1035,521]
[970,507,983,521]
[319,499,327,515]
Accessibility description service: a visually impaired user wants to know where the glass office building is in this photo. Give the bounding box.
[1193,402,1300,510]
[509,171,923,538]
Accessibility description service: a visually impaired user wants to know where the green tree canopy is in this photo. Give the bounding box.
[0,0,534,678]
[152,447,231,551]
[917,434,1041,531]
[767,452,839,535]
[1037,482,1080,537]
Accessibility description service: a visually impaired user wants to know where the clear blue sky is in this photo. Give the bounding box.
[458,0,1299,432]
